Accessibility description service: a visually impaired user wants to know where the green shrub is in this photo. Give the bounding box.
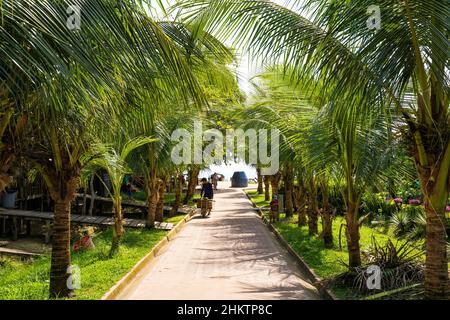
[397,186,422,203]
[401,205,425,219]
[361,192,398,221]
[390,211,410,237]
[390,205,426,240]
[333,237,424,295]
[407,213,427,241]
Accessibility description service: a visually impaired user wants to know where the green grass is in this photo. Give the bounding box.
[121,191,147,202]
[0,214,186,300]
[163,193,176,205]
[164,214,186,224]
[131,191,146,202]
[271,215,419,299]
[246,190,270,208]
[276,217,426,299]
[272,215,392,279]
[245,190,425,299]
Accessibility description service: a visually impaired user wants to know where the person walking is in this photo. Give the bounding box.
[200,178,214,199]
[211,172,219,190]
[200,178,214,217]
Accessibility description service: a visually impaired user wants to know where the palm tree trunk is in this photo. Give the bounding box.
[270,172,281,221]
[283,166,294,218]
[146,194,157,228]
[320,181,333,248]
[257,167,263,194]
[183,166,199,205]
[109,200,124,257]
[45,172,80,298]
[307,176,318,235]
[171,174,183,217]
[81,189,87,215]
[145,167,158,228]
[155,178,165,223]
[0,110,22,193]
[424,200,448,299]
[346,198,361,268]
[88,174,95,216]
[294,185,307,227]
[263,175,270,201]
[49,198,72,298]
[414,140,449,299]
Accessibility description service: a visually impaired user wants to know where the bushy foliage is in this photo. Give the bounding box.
[397,185,422,203]
[332,237,424,295]
[390,205,426,240]
[361,192,398,220]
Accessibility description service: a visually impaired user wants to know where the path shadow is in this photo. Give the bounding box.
[182,213,320,299]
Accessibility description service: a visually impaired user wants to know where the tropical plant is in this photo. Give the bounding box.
[249,70,397,266]
[256,166,264,195]
[334,236,425,295]
[361,192,398,220]
[127,22,240,227]
[1,0,209,298]
[239,73,316,226]
[89,136,155,257]
[361,239,424,293]
[390,211,412,238]
[178,0,450,299]
[390,205,427,241]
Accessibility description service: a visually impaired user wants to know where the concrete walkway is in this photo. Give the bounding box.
[117,182,320,300]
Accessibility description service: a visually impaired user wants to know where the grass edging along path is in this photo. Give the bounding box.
[243,190,336,300]
[0,209,196,300]
[245,190,430,300]
[101,208,196,300]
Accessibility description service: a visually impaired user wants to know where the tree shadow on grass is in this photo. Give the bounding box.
[274,222,349,279]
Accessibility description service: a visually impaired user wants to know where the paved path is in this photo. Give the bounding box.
[117,182,320,300]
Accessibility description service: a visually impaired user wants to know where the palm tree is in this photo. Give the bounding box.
[171,170,186,216]
[302,102,397,267]
[127,22,240,227]
[318,179,333,248]
[255,167,264,194]
[178,0,449,299]
[2,0,207,298]
[183,165,201,204]
[89,136,155,257]
[244,70,397,264]
[242,72,317,229]
[263,175,271,201]
[305,174,319,235]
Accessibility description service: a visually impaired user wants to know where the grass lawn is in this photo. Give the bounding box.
[164,193,176,205]
[272,215,392,279]
[245,190,425,299]
[0,214,185,300]
[246,190,270,208]
[272,215,420,299]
